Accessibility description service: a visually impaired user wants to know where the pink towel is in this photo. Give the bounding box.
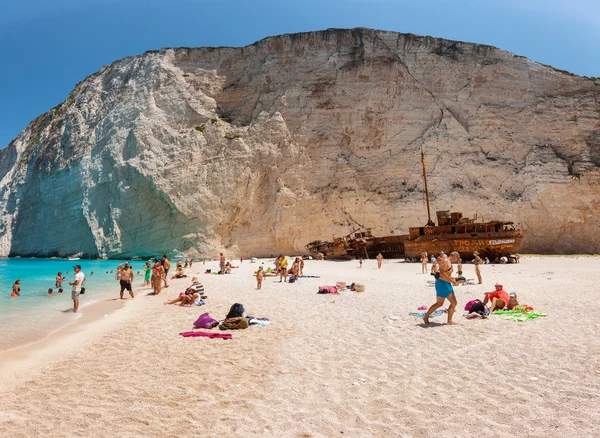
[179,331,232,340]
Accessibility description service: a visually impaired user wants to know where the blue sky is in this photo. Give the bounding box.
[1,0,598,148]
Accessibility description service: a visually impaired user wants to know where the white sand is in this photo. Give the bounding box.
[0,256,599,437]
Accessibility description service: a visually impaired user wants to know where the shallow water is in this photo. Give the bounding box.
[0,258,150,351]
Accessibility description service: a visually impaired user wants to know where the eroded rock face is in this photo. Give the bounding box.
[0,28,598,257]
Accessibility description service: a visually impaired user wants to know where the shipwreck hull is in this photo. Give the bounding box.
[403,232,523,259]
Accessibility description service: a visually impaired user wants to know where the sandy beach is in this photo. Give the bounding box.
[0,256,599,437]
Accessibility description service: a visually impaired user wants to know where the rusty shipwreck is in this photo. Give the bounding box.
[306,150,523,260]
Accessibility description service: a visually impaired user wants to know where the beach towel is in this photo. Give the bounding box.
[408,310,446,319]
[492,310,547,322]
[179,331,232,339]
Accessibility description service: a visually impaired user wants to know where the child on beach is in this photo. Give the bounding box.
[359,258,363,268]
[507,292,519,310]
[421,252,428,273]
[257,266,264,290]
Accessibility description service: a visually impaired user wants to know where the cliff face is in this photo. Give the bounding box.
[0,28,599,258]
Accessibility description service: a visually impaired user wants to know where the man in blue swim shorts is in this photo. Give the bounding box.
[423,251,460,325]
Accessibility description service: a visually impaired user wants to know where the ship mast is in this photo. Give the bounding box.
[421,147,435,226]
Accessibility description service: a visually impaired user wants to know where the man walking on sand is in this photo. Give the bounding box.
[376,253,384,269]
[119,262,135,299]
[69,264,85,313]
[423,251,460,325]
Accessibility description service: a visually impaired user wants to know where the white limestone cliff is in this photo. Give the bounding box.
[0,28,598,258]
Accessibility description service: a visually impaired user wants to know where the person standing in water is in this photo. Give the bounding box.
[473,251,483,284]
[376,253,384,269]
[423,252,459,325]
[55,272,66,288]
[11,280,21,297]
[143,262,152,286]
[69,265,84,313]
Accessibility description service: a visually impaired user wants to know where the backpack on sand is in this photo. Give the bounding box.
[226,303,245,319]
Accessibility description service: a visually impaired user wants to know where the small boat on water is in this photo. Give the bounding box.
[306,149,523,260]
[131,256,142,261]
[67,252,82,260]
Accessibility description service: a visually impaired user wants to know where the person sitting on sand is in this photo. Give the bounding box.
[164,277,204,306]
[11,280,21,297]
[483,283,509,312]
[171,264,186,279]
[507,292,519,310]
[224,262,232,274]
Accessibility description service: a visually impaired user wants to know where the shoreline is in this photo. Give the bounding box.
[0,273,197,392]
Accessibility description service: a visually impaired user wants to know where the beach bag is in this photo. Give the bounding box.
[226,303,245,319]
[220,317,249,330]
[193,313,218,329]
[289,276,297,283]
[464,299,481,312]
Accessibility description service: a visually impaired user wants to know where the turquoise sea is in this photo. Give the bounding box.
[0,258,150,352]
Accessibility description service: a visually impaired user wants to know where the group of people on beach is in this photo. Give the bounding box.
[420,250,521,325]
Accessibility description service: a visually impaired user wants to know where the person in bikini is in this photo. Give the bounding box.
[256,266,265,290]
[421,252,428,274]
[473,251,483,284]
[423,251,460,325]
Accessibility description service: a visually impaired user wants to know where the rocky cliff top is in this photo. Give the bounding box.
[1,28,599,258]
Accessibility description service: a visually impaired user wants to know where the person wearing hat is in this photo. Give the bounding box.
[119,262,135,299]
[483,283,509,312]
[507,292,520,310]
[68,265,85,313]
